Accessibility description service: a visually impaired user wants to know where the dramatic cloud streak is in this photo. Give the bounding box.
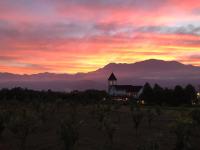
[0,0,200,74]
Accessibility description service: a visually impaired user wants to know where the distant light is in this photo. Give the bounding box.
[141,100,145,105]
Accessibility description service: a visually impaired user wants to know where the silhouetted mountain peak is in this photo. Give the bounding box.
[135,59,182,65]
[103,63,117,69]
[0,59,200,91]
[134,59,186,69]
[100,59,191,73]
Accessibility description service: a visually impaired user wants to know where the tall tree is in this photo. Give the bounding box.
[153,84,164,105]
[184,84,196,105]
[163,88,174,105]
[140,83,154,104]
[174,86,184,106]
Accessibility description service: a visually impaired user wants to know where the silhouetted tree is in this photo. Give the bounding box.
[163,88,174,105]
[173,86,184,106]
[140,83,154,104]
[153,84,164,105]
[184,84,196,105]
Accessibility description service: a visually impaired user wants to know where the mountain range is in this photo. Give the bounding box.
[1,59,200,91]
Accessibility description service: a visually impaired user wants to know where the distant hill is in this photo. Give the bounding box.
[1,59,200,91]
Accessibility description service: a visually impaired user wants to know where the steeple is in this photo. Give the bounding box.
[108,72,117,81]
[108,72,117,94]
[108,72,117,92]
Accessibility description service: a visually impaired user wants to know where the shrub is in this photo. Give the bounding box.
[190,109,200,125]
[137,140,159,150]
[171,117,193,150]
[155,106,162,116]
[34,103,48,123]
[95,104,111,130]
[8,109,39,150]
[131,106,144,135]
[0,109,12,138]
[113,103,122,123]
[0,112,6,138]
[146,109,156,128]
[59,118,83,150]
[103,117,117,148]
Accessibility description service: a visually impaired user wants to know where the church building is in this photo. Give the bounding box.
[108,72,143,100]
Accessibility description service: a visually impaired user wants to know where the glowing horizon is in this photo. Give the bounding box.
[0,0,200,74]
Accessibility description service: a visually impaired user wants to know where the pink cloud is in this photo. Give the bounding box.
[0,0,200,74]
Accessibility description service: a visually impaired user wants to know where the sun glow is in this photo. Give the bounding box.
[0,0,200,74]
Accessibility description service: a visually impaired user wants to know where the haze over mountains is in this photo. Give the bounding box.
[1,59,200,91]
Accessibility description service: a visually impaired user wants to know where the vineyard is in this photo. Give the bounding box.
[0,99,200,150]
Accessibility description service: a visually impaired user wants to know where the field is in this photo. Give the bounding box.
[0,100,200,150]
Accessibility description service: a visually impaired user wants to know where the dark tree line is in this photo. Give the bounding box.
[140,83,197,106]
[0,84,198,106]
[0,87,107,104]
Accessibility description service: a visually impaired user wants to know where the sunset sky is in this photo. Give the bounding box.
[0,0,200,74]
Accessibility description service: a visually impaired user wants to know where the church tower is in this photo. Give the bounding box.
[108,72,117,93]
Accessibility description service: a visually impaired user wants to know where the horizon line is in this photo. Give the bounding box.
[0,58,197,75]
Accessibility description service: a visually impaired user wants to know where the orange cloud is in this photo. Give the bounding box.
[0,0,200,74]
